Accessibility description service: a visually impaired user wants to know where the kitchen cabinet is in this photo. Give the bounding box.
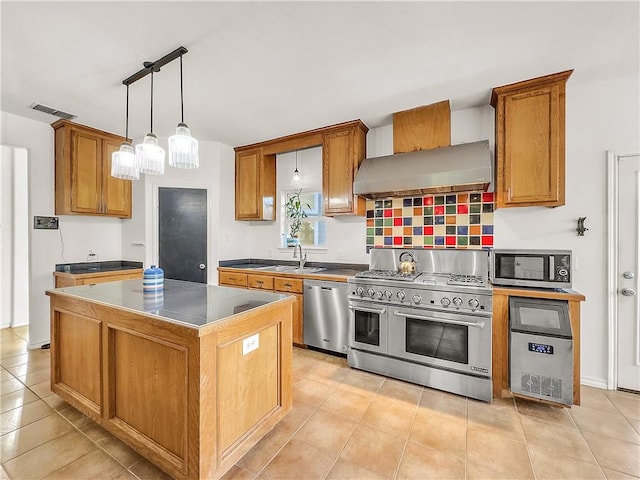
[54,268,143,288]
[322,122,368,216]
[393,100,451,154]
[220,272,305,346]
[491,70,573,208]
[53,119,132,218]
[234,148,276,221]
[492,286,584,405]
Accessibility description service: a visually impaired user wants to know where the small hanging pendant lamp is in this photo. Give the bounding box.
[111,84,139,180]
[136,71,165,175]
[168,53,199,169]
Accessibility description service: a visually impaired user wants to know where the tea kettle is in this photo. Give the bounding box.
[398,251,416,274]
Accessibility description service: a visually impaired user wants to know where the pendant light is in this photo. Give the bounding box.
[168,53,199,169]
[135,70,165,175]
[111,84,139,180]
[291,150,302,187]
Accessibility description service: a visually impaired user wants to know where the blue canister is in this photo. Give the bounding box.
[143,265,164,293]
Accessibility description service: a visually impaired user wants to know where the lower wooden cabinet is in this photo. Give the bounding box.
[220,272,305,346]
[54,269,143,288]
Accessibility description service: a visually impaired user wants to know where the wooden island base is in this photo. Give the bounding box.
[47,281,295,479]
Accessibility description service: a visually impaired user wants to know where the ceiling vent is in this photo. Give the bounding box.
[30,103,76,120]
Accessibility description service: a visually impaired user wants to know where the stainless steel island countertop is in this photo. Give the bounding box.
[47,278,291,329]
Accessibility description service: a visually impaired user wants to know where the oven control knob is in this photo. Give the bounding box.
[376,290,384,299]
[355,287,364,297]
[397,291,406,301]
[468,298,480,309]
[384,290,393,299]
[441,297,451,307]
[452,297,463,307]
[412,294,422,304]
[367,288,376,298]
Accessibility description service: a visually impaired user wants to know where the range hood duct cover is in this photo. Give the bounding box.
[353,140,492,199]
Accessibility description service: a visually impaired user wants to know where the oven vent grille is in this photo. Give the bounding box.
[520,372,562,400]
[30,103,77,120]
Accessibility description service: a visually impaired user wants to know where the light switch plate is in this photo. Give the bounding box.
[34,216,59,229]
[242,334,259,355]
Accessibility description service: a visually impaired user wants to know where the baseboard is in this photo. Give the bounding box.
[581,376,608,389]
[28,340,50,350]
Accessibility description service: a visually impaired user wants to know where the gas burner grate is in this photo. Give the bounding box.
[355,270,420,281]
[448,274,485,286]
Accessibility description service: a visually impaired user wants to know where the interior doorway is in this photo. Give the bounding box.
[607,152,640,392]
[0,145,30,329]
[158,187,208,283]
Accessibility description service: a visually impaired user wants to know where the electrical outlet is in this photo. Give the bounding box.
[337,251,348,260]
[33,216,58,229]
[243,333,259,355]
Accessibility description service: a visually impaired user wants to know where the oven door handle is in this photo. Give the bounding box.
[393,310,485,329]
[348,306,387,315]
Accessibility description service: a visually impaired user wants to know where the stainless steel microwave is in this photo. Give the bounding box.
[490,249,572,289]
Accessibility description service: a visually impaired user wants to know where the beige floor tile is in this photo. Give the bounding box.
[272,402,316,438]
[259,437,336,480]
[128,458,173,479]
[41,392,69,411]
[580,386,619,413]
[0,369,13,382]
[337,370,384,398]
[320,386,372,422]
[360,396,416,439]
[396,441,465,479]
[408,410,466,459]
[0,464,8,479]
[42,448,125,479]
[515,397,576,429]
[11,327,29,341]
[0,350,50,369]
[22,368,51,387]
[466,427,535,479]
[292,355,320,382]
[418,387,467,422]
[1,399,54,435]
[112,471,139,480]
[5,361,50,379]
[339,424,405,479]
[608,393,640,421]
[0,344,28,360]
[467,461,528,480]
[376,378,422,408]
[307,362,350,386]
[3,429,96,480]
[467,397,525,440]
[520,414,596,463]
[293,377,336,407]
[627,417,640,434]
[220,465,257,480]
[294,408,357,455]
[28,379,53,398]
[583,431,640,477]
[0,378,25,395]
[57,404,93,428]
[238,426,291,474]
[601,466,640,479]
[0,386,39,413]
[326,458,389,479]
[1,411,73,461]
[571,405,640,444]
[93,433,143,468]
[529,445,605,479]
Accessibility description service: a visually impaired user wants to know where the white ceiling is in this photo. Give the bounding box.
[2,1,638,148]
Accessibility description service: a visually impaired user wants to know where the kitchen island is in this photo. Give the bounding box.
[46,279,295,480]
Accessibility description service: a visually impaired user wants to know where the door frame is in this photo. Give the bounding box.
[606,151,640,390]
[152,181,211,284]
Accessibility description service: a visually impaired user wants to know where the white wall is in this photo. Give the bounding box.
[1,145,13,328]
[1,112,123,348]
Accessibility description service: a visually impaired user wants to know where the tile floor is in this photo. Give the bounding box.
[1,326,639,479]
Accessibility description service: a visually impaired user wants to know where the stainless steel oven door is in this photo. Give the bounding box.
[388,307,491,377]
[348,300,388,355]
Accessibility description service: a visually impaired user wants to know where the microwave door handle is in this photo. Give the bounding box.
[393,311,485,329]
[348,306,387,315]
[549,255,554,280]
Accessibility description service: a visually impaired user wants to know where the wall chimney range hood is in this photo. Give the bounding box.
[353,140,492,199]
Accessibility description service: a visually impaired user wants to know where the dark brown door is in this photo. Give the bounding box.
[158,187,207,283]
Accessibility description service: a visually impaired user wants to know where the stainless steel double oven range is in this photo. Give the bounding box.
[348,248,493,402]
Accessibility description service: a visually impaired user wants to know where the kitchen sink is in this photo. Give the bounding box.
[286,267,326,274]
[255,265,297,272]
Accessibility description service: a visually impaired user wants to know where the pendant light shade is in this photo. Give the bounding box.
[111,84,139,180]
[169,54,199,169]
[135,71,165,175]
[291,150,302,187]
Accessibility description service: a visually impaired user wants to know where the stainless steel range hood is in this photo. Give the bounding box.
[353,140,492,199]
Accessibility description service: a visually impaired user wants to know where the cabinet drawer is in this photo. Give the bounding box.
[248,274,274,290]
[219,272,248,288]
[274,277,303,294]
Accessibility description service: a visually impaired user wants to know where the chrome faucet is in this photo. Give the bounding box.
[293,243,307,269]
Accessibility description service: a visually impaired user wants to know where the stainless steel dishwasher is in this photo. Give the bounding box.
[303,279,349,354]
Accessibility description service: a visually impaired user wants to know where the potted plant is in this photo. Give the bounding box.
[284,190,310,243]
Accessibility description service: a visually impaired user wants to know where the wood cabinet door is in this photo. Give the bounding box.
[501,84,563,206]
[323,129,355,215]
[70,128,101,214]
[291,293,304,346]
[235,149,261,220]
[102,138,132,218]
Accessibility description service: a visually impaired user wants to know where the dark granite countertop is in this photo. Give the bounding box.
[55,261,143,275]
[218,258,367,281]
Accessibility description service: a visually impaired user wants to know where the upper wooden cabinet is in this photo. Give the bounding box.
[491,70,573,208]
[235,148,276,221]
[322,122,368,216]
[53,120,132,218]
[393,100,451,154]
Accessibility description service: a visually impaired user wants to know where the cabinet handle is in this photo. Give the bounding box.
[284,283,292,287]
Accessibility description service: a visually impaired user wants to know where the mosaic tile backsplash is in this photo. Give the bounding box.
[366,192,494,251]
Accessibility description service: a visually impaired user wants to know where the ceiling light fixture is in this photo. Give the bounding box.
[168,53,199,169]
[135,70,165,175]
[291,150,302,187]
[111,84,139,180]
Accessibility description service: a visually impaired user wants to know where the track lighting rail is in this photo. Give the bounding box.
[122,46,188,86]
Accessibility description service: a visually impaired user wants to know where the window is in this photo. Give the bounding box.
[281,190,326,248]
